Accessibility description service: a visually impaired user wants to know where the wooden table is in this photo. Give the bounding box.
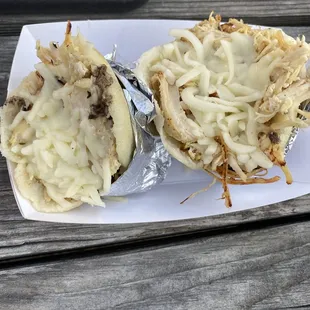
[2,1,310,309]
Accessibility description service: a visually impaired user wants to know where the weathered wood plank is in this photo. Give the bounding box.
[1,26,310,261]
[0,36,16,103]
[2,220,310,310]
[0,0,310,36]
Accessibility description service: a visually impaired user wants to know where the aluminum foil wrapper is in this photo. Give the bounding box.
[285,62,310,155]
[104,58,171,196]
[284,101,310,156]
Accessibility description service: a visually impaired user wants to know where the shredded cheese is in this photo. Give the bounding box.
[138,15,310,182]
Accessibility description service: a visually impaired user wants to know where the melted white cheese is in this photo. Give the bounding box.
[150,27,279,173]
[8,63,119,208]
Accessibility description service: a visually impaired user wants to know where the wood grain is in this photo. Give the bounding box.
[0,0,310,36]
[2,220,310,310]
[0,37,16,103]
[1,25,310,261]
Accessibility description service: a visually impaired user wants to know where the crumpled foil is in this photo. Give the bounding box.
[104,55,171,196]
[284,100,310,156]
[284,62,310,156]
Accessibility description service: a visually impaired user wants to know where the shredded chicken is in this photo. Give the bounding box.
[151,73,203,143]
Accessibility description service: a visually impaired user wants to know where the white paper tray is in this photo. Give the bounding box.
[6,19,310,224]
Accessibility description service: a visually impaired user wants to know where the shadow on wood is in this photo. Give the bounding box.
[0,0,150,14]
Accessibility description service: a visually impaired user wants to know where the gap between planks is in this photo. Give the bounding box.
[2,211,310,269]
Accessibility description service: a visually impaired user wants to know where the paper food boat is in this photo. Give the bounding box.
[6,19,310,224]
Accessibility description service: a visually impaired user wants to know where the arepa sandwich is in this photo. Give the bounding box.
[0,22,134,212]
[135,13,310,206]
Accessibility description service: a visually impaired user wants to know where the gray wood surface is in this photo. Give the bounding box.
[0,0,310,36]
[2,1,310,309]
[2,219,310,310]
